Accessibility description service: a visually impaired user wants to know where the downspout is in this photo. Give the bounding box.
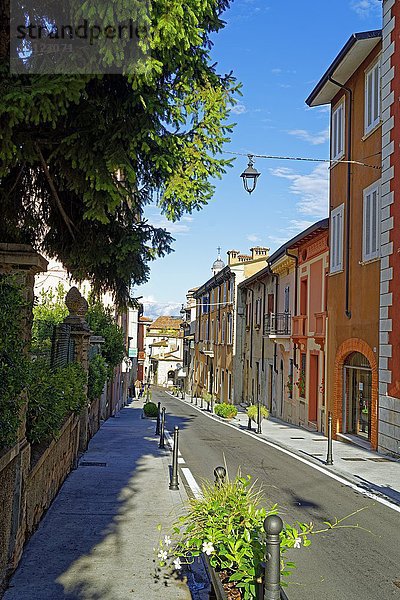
[286,250,299,372]
[272,273,279,374]
[249,288,254,369]
[261,280,267,370]
[328,76,352,319]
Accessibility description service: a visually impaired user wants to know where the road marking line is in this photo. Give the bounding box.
[181,467,202,499]
[164,429,182,455]
[178,457,185,464]
[168,394,400,514]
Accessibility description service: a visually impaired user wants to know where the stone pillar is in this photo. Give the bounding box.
[64,287,91,453]
[0,244,47,585]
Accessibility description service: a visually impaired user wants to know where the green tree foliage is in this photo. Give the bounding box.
[88,353,108,401]
[0,275,27,448]
[1,0,239,306]
[86,299,125,375]
[31,283,68,356]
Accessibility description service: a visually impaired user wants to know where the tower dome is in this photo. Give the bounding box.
[212,247,225,275]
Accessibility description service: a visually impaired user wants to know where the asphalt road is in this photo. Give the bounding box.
[159,391,400,600]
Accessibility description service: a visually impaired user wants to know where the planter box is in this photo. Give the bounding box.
[203,554,290,600]
[203,554,228,600]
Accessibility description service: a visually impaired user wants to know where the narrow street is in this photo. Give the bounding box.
[159,390,400,600]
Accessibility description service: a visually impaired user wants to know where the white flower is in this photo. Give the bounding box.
[164,535,172,547]
[294,537,302,549]
[173,557,182,571]
[158,549,168,561]
[202,541,215,556]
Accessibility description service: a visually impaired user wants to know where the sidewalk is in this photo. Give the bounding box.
[3,399,207,600]
[177,392,400,509]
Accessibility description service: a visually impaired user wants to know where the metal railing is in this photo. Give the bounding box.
[264,312,291,336]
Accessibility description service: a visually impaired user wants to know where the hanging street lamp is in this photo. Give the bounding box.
[240,154,261,194]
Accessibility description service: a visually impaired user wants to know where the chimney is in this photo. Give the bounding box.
[250,246,270,260]
[227,250,240,265]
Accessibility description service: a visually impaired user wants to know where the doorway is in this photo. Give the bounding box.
[344,352,372,440]
[309,354,318,422]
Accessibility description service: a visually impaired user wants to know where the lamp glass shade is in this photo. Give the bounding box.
[240,165,260,194]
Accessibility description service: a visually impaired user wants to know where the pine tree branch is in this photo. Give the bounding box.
[35,143,76,240]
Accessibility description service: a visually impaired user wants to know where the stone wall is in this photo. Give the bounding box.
[0,452,19,593]
[25,415,80,537]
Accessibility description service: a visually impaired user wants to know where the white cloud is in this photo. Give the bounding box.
[270,163,329,217]
[287,128,329,145]
[247,234,261,243]
[141,295,182,320]
[148,215,190,234]
[350,0,380,17]
[231,103,247,115]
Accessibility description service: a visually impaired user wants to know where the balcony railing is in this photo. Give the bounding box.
[292,315,307,339]
[264,312,291,336]
[314,311,327,342]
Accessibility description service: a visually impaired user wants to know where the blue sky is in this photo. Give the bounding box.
[136,0,382,319]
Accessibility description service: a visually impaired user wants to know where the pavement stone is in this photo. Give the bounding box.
[3,400,205,600]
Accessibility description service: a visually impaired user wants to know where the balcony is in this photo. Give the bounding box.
[314,312,327,346]
[292,315,307,345]
[199,340,214,357]
[264,313,291,338]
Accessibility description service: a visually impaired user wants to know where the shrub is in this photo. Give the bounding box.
[214,403,238,419]
[143,401,158,417]
[202,391,213,404]
[247,404,269,422]
[26,360,87,444]
[88,354,108,401]
[0,275,27,448]
[86,299,125,377]
[156,473,313,600]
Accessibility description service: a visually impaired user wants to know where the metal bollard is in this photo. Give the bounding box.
[326,411,333,465]
[200,396,204,409]
[169,426,180,490]
[155,402,161,436]
[214,466,226,487]
[210,396,214,414]
[257,401,262,434]
[264,515,283,600]
[248,417,252,431]
[159,407,166,449]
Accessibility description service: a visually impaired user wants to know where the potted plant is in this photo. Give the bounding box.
[214,403,238,420]
[142,401,158,419]
[156,473,312,599]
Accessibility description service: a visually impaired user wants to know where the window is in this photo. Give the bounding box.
[229,279,234,303]
[246,301,252,328]
[363,182,380,262]
[255,298,262,328]
[223,282,227,305]
[227,313,233,344]
[331,101,344,161]
[221,314,226,344]
[330,204,344,273]
[284,286,290,313]
[365,60,380,135]
[202,294,209,314]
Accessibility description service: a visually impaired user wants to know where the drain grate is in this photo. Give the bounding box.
[341,457,367,462]
[290,437,305,440]
[368,457,392,462]
[312,438,326,442]
[311,453,324,457]
[79,461,107,467]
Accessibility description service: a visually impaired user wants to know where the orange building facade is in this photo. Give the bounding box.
[307,31,382,449]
